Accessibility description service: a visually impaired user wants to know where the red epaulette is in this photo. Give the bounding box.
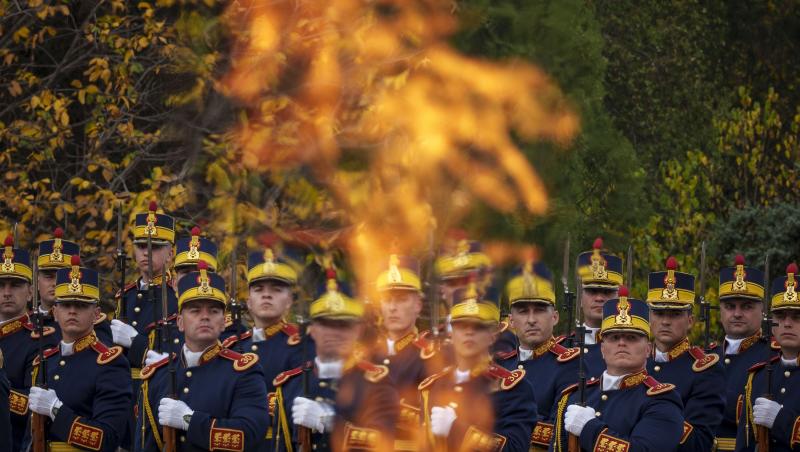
[90,340,124,365]
[221,335,239,349]
[30,326,56,339]
[32,347,60,366]
[140,355,172,379]
[561,377,600,396]
[771,339,781,350]
[413,334,437,360]
[356,360,390,383]
[555,335,567,344]
[219,348,259,371]
[688,346,720,372]
[282,323,301,345]
[748,355,780,373]
[145,313,178,332]
[21,316,35,331]
[239,330,253,341]
[552,344,580,363]
[644,375,675,396]
[273,366,304,387]
[486,363,525,390]
[418,366,452,391]
[707,341,719,350]
[494,349,517,361]
[116,282,138,298]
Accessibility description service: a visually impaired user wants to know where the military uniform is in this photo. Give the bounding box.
[736,263,800,452]
[137,263,269,452]
[551,290,685,452]
[646,256,726,451]
[25,259,132,452]
[0,350,10,452]
[712,256,777,451]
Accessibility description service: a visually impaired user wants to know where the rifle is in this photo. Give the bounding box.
[146,226,161,353]
[626,244,634,294]
[568,254,585,452]
[297,306,312,452]
[31,258,47,452]
[697,242,713,349]
[161,273,177,452]
[757,253,772,452]
[561,236,574,345]
[229,244,244,352]
[116,201,128,323]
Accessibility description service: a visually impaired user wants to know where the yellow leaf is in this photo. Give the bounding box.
[8,80,22,97]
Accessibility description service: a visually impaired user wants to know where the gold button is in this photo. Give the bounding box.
[137,293,143,299]
[186,371,192,378]
[383,359,390,365]
[517,365,524,370]
[54,375,60,381]
[595,411,601,417]
[251,345,258,351]
[173,338,179,344]
[781,388,786,394]
[785,371,791,378]
[601,395,608,401]
[312,445,317,451]
[132,321,138,327]
[319,381,328,388]
[134,307,141,313]
[724,358,731,364]
[59,360,65,366]
[180,436,185,443]
[584,348,589,354]
[654,366,661,372]
[183,387,189,394]
[454,386,463,393]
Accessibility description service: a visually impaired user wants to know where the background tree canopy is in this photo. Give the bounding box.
[1,0,798,340]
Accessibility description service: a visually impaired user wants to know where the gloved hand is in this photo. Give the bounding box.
[753,397,781,428]
[158,398,193,430]
[430,405,458,437]
[564,404,596,436]
[145,350,170,366]
[110,319,138,348]
[29,387,63,420]
[291,397,335,433]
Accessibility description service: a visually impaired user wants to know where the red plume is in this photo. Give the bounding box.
[70,255,80,266]
[260,232,279,248]
[198,260,208,270]
[665,256,678,270]
[788,263,798,275]
[593,237,603,250]
[54,227,64,238]
[191,226,201,236]
[618,285,629,297]
[326,268,337,280]
[148,200,158,211]
[4,235,12,247]
[447,228,468,241]
[734,254,745,266]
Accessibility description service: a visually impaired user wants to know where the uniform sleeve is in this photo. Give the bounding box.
[679,363,725,452]
[335,379,399,451]
[770,406,800,450]
[49,357,133,452]
[0,368,12,452]
[493,379,537,451]
[579,393,684,452]
[186,366,269,452]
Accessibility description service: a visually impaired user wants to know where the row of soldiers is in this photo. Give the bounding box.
[0,202,799,451]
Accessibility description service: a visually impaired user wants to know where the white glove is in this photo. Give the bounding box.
[291,397,335,433]
[145,350,170,366]
[564,404,596,436]
[753,397,781,428]
[29,387,63,420]
[110,319,138,348]
[430,406,457,437]
[158,398,193,431]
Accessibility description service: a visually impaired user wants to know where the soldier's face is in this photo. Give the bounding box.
[309,319,362,360]
[649,309,693,349]
[178,300,225,349]
[0,278,31,320]
[379,290,422,337]
[600,331,651,375]
[581,287,618,326]
[439,277,468,308]
[133,243,173,277]
[509,303,558,348]
[773,310,800,357]
[451,321,496,361]
[174,265,197,285]
[247,280,293,326]
[53,301,99,340]
[38,270,58,307]
[719,299,763,339]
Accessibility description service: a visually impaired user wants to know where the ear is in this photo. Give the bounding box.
[552,308,560,323]
[176,314,185,333]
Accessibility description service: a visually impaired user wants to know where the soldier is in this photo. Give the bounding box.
[136,260,269,451]
[0,235,44,451]
[419,283,537,451]
[371,254,437,450]
[26,256,132,451]
[736,263,800,452]
[495,261,579,451]
[551,286,684,452]
[36,227,112,343]
[572,237,623,377]
[222,241,308,446]
[172,226,218,285]
[646,256,725,451]
[710,255,777,452]
[272,269,399,451]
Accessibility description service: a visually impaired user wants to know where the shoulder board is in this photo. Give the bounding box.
[219,348,259,371]
[555,335,566,344]
[560,377,600,397]
[418,367,452,391]
[356,360,390,383]
[118,281,137,297]
[140,355,171,379]
[221,335,239,349]
[644,375,676,396]
[22,318,35,331]
[486,364,525,390]
[239,330,253,341]
[272,366,304,387]
[94,313,107,325]
[747,355,780,373]
[498,320,509,334]
[493,349,517,361]
[771,339,780,350]
[688,346,719,372]
[30,326,57,339]
[282,324,301,346]
[555,347,580,363]
[413,335,437,360]
[32,347,60,366]
[90,341,124,365]
[707,341,718,350]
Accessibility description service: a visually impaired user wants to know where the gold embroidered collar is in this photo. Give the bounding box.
[619,370,647,389]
